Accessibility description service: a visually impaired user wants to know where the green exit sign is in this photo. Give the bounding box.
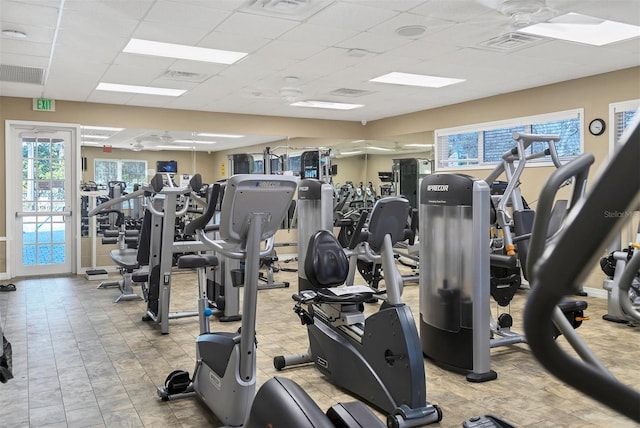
[33,98,55,111]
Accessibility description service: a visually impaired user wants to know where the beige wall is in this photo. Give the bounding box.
[2,67,639,275]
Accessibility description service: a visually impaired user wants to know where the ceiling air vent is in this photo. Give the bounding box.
[328,88,375,98]
[242,0,331,19]
[0,64,46,85]
[478,32,543,51]
[160,70,208,83]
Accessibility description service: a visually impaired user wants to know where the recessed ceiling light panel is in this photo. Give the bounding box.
[82,126,124,132]
[370,72,465,88]
[173,140,217,144]
[518,13,640,46]
[197,133,245,138]
[290,100,364,110]
[96,82,186,96]
[124,38,248,64]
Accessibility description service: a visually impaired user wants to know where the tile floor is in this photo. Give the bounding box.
[0,262,638,427]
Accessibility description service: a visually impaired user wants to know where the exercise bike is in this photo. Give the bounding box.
[274,197,442,428]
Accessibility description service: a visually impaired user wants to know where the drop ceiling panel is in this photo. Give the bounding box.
[0,23,54,44]
[0,82,44,98]
[44,76,101,101]
[199,31,271,54]
[306,2,398,31]
[132,22,214,46]
[110,52,176,70]
[257,39,327,61]
[335,30,413,53]
[65,0,153,20]
[162,60,227,76]
[300,47,373,75]
[127,94,176,108]
[0,1,59,28]
[175,0,242,12]
[385,39,462,62]
[60,8,138,39]
[0,39,51,57]
[410,0,494,22]
[219,52,298,76]
[419,22,504,49]
[340,0,426,13]
[143,0,232,30]
[278,23,358,47]
[517,39,640,66]
[0,53,49,68]
[366,12,456,39]
[86,90,135,105]
[55,30,128,63]
[214,12,300,40]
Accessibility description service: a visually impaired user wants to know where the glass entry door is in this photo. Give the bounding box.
[13,129,74,276]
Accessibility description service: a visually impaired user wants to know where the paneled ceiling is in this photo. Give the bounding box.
[1,0,639,152]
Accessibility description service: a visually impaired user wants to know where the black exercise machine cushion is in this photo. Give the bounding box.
[305,230,349,288]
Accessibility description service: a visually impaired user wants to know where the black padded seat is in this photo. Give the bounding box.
[109,248,139,271]
[305,230,349,288]
[177,254,218,269]
[558,298,588,313]
[131,267,149,283]
[304,230,376,304]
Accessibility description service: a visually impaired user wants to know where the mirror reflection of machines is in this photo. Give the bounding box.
[378,171,395,197]
[229,153,254,175]
[393,158,431,209]
[300,149,332,183]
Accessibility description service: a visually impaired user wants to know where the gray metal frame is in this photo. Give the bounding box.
[144,185,214,334]
[486,132,561,258]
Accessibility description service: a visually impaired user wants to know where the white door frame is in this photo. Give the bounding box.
[5,120,81,278]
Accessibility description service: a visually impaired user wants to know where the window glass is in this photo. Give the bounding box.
[94,159,147,190]
[435,109,583,171]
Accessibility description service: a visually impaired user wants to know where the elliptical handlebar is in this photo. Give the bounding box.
[87,187,147,217]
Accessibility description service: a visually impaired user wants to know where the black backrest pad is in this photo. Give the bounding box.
[367,197,410,252]
[137,209,152,265]
[305,230,349,288]
[514,209,535,281]
[184,184,220,236]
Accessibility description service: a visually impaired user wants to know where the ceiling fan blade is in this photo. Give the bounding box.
[475,0,503,10]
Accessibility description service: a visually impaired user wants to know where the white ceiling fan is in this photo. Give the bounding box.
[242,76,305,104]
[130,139,145,151]
[475,0,557,29]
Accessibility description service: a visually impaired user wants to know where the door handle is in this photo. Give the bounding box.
[16,211,72,217]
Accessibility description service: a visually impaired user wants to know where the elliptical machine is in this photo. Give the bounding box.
[274,192,442,428]
[157,174,298,426]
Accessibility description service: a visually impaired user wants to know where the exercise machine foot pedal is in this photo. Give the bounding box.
[463,415,515,428]
[164,370,191,395]
[326,402,385,427]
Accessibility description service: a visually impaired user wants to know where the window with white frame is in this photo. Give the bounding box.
[435,109,583,171]
[609,99,639,153]
[94,159,147,192]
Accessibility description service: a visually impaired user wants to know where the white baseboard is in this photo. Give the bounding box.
[583,287,608,299]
